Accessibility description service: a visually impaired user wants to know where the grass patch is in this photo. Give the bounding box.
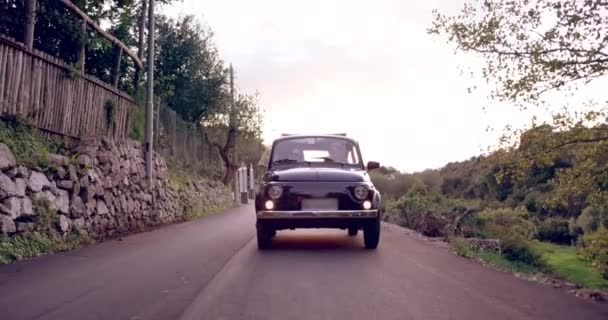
[166,157,218,185]
[532,241,608,290]
[169,171,196,191]
[467,241,608,289]
[0,231,93,264]
[473,250,541,274]
[0,199,94,264]
[0,200,94,264]
[0,118,62,169]
[184,206,225,221]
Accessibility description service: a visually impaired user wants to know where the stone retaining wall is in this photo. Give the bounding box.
[0,138,234,239]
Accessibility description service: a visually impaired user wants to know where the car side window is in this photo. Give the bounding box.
[347,145,359,164]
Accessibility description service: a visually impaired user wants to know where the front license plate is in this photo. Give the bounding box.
[301,198,338,211]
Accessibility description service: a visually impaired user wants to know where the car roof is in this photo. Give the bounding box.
[273,134,358,144]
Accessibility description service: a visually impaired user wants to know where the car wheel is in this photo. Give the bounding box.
[348,228,358,236]
[363,218,380,249]
[256,223,273,250]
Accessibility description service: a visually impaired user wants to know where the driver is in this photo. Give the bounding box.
[328,142,348,163]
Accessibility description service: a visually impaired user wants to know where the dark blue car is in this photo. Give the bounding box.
[255,134,382,249]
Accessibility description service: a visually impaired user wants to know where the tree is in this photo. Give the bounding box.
[154,15,227,123]
[429,0,608,217]
[429,1,608,104]
[204,69,260,186]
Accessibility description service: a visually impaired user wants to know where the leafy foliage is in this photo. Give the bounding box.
[386,181,480,237]
[537,218,573,244]
[129,105,145,142]
[155,15,228,123]
[578,227,608,280]
[478,207,537,240]
[501,233,545,267]
[429,0,608,104]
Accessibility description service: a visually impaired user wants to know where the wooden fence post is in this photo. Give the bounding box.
[134,0,148,94]
[77,17,86,75]
[111,46,123,87]
[24,0,37,50]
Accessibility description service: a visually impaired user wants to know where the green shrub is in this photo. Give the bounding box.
[478,207,537,240]
[568,217,583,241]
[537,218,574,244]
[389,186,480,237]
[129,106,145,142]
[475,208,545,266]
[576,206,608,235]
[450,237,474,258]
[475,250,541,274]
[501,233,546,267]
[578,227,608,280]
[524,192,539,213]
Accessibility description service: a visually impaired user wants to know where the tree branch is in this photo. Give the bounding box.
[524,136,608,159]
[465,46,608,59]
[59,0,143,68]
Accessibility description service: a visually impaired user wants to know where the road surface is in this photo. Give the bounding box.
[1,205,607,320]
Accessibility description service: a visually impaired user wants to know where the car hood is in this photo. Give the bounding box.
[265,167,368,182]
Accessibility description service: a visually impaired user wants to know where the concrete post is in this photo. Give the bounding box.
[239,166,248,204]
[248,163,255,199]
[234,169,239,203]
[144,0,155,182]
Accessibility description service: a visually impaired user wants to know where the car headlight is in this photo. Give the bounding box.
[353,185,369,200]
[267,185,283,200]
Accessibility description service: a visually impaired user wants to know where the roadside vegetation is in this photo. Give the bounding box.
[376,130,608,289]
[0,118,63,169]
[0,200,93,264]
[183,206,226,221]
[376,0,608,290]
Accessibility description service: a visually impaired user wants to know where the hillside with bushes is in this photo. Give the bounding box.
[374,125,608,287]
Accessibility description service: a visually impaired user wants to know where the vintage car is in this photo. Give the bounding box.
[255,134,382,249]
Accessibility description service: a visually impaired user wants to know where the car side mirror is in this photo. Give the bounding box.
[367,161,380,171]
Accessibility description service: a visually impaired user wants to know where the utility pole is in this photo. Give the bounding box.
[229,65,237,198]
[145,0,155,181]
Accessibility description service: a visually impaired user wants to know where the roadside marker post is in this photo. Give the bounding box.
[248,164,255,199]
[239,166,248,204]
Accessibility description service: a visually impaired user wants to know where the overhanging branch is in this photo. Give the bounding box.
[59,0,143,68]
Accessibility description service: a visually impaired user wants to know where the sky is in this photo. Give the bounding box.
[163,0,604,173]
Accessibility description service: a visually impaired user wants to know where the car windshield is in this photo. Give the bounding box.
[270,137,361,168]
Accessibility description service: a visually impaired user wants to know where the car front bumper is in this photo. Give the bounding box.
[257,209,378,219]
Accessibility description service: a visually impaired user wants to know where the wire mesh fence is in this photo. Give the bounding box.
[154,103,223,178]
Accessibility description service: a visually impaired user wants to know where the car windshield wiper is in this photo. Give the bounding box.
[272,158,298,165]
[272,158,313,167]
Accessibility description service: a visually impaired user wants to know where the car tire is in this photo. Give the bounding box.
[363,218,380,249]
[257,223,272,250]
[348,228,358,236]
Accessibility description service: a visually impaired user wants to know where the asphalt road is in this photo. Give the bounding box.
[1,205,607,320]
